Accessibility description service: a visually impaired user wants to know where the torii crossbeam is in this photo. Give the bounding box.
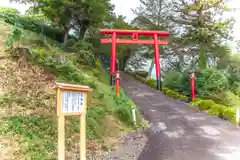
[100,29,169,90]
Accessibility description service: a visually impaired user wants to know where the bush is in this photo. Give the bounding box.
[162,68,229,99]
[146,79,156,88]
[223,108,236,123]
[192,98,202,102]
[92,68,101,78]
[197,68,229,96]
[198,100,215,111]
[214,91,240,107]
[190,98,203,107]
[162,87,168,95]
[76,49,96,67]
[166,90,179,99]
[162,87,188,101]
[113,89,136,127]
[231,82,240,97]
[208,104,225,117]
[179,94,188,101]
[4,24,22,49]
[163,71,183,91]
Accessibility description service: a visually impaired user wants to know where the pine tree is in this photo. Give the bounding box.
[171,0,234,69]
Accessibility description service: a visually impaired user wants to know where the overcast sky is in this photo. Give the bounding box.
[0,0,239,49]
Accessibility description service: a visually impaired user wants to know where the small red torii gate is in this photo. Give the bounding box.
[100,29,169,90]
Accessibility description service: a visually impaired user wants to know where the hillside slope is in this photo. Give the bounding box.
[0,21,143,159]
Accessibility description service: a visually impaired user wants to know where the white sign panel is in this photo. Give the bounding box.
[61,90,85,113]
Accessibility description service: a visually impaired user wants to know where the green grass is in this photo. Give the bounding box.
[190,99,237,124]
[1,115,57,160]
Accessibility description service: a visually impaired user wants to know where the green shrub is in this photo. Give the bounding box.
[4,24,22,49]
[197,68,229,96]
[115,106,133,126]
[223,108,236,123]
[208,104,226,117]
[161,87,188,101]
[190,98,203,106]
[179,94,188,101]
[162,87,168,95]
[95,59,102,69]
[86,107,106,139]
[163,71,183,91]
[166,90,179,99]
[231,82,240,97]
[198,100,215,111]
[76,49,96,67]
[113,89,136,127]
[162,68,229,99]
[146,79,156,88]
[172,92,179,99]
[92,68,101,78]
[214,91,240,107]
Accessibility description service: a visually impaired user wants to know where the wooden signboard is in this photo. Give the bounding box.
[55,82,93,160]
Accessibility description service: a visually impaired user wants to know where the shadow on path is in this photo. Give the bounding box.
[121,73,240,160]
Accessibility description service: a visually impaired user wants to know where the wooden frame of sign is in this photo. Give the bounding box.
[55,82,93,160]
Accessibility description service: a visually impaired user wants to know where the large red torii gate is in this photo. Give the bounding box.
[100,29,169,90]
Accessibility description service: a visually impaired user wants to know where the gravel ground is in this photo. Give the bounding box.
[67,127,148,160]
[100,129,148,160]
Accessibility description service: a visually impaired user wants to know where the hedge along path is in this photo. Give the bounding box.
[120,73,240,160]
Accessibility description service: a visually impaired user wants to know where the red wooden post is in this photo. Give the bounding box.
[115,71,120,96]
[191,76,195,100]
[153,34,161,90]
[110,32,117,85]
[188,72,199,100]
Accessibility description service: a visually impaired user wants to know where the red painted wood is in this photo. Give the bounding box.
[110,32,116,76]
[154,34,160,78]
[100,38,168,45]
[100,29,169,36]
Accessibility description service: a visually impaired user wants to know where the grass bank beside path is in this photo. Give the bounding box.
[0,20,144,159]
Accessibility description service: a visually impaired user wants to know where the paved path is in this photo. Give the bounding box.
[121,73,240,160]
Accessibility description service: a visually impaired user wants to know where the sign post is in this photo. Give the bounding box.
[236,107,240,125]
[188,72,199,100]
[115,71,120,96]
[55,82,93,160]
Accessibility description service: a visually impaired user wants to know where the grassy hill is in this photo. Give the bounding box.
[0,20,143,159]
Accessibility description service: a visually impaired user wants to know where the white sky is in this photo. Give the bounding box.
[0,0,239,49]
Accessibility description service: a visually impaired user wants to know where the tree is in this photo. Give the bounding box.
[236,40,240,52]
[170,0,234,69]
[11,0,113,42]
[132,0,168,79]
[85,12,140,70]
[70,0,113,40]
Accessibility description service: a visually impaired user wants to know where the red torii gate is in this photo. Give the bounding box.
[100,29,169,90]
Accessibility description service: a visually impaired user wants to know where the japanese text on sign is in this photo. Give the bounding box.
[61,90,84,113]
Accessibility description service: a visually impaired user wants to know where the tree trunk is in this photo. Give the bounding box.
[63,26,69,44]
[147,58,154,80]
[79,24,88,40]
[199,43,207,69]
[121,54,130,71]
[197,5,206,69]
